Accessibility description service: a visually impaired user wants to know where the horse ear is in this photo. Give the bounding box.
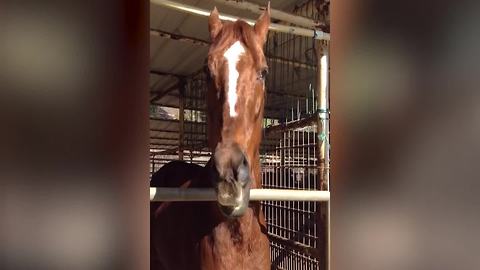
[254,2,270,45]
[209,7,223,40]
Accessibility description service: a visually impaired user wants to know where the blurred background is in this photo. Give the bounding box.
[1,1,149,270]
[0,0,479,269]
[332,0,480,269]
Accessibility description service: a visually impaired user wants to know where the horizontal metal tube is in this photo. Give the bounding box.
[150,188,330,202]
[151,0,330,40]
[215,0,318,28]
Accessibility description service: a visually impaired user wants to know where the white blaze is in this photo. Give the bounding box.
[223,41,245,117]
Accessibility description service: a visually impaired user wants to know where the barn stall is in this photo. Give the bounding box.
[150,1,330,269]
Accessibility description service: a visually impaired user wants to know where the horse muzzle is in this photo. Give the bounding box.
[212,143,251,217]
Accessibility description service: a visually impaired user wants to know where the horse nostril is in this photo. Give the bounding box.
[236,154,250,185]
[213,144,250,184]
[242,157,248,167]
[237,166,248,185]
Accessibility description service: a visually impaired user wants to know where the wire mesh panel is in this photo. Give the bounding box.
[271,242,320,270]
[261,91,324,269]
[149,71,211,176]
[183,72,210,164]
[261,1,329,269]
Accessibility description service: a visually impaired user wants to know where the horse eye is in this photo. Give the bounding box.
[258,68,268,80]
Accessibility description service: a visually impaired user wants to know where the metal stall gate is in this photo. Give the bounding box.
[149,71,210,176]
[260,1,330,269]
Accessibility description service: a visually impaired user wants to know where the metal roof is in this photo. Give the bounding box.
[150,0,318,152]
[150,0,307,101]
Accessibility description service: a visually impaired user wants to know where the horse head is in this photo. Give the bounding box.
[206,6,270,217]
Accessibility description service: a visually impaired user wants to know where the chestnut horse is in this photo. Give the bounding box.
[151,6,271,270]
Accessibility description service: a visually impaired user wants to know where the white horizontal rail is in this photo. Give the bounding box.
[151,0,330,40]
[150,188,330,202]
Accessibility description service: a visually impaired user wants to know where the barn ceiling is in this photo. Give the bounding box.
[150,0,324,153]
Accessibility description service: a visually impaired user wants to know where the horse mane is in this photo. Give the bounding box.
[150,160,207,188]
[208,20,267,77]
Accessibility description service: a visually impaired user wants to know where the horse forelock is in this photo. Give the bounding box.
[208,20,266,74]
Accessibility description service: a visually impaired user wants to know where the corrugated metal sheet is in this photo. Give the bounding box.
[150,0,301,94]
[150,0,315,146]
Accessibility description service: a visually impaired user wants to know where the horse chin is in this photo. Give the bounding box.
[216,181,251,218]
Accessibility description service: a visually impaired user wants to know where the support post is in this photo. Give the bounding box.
[178,78,186,160]
[315,39,330,270]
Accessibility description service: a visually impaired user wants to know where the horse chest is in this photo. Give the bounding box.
[200,217,270,270]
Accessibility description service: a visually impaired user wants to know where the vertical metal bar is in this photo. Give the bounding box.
[289,106,293,241]
[324,47,331,270]
[178,78,186,160]
[150,154,154,175]
[315,39,330,270]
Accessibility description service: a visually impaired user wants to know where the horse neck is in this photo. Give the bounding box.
[248,108,264,189]
[249,150,262,189]
[209,205,261,250]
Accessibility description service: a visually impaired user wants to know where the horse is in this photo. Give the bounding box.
[151,5,271,270]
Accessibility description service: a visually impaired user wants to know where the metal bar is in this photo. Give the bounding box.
[153,93,294,114]
[323,47,331,270]
[264,113,318,135]
[267,234,322,260]
[150,82,180,103]
[215,0,319,28]
[268,55,315,70]
[150,28,210,46]
[150,137,205,143]
[178,79,186,160]
[149,117,207,125]
[150,0,330,40]
[150,147,178,156]
[150,143,209,149]
[150,69,184,77]
[150,129,206,135]
[150,28,316,70]
[150,188,330,202]
[315,39,330,270]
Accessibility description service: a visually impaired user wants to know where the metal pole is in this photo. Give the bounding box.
[150,0,330,40]
[150,28,316,70]
[214,0,319,28]
[178,78,186,160]
[315,40,330,270]
[150,188,330,202]
[151,156,155,175]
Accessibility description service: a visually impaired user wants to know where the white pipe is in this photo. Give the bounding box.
[150,0,330,40]
[215,0,318,28]
[150,188,330,202]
